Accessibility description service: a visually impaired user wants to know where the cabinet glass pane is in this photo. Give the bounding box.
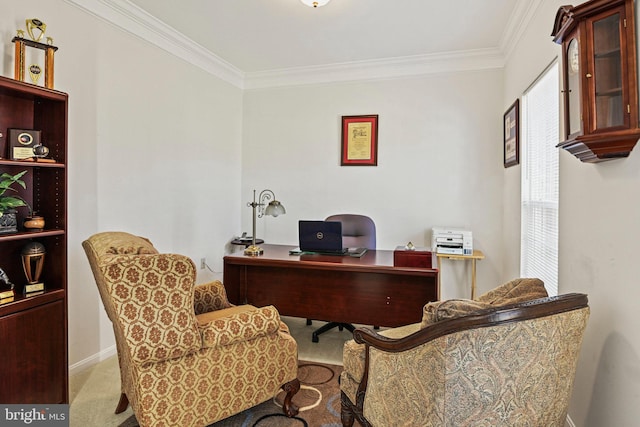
[593,13,623,129]
[567,38,581,135]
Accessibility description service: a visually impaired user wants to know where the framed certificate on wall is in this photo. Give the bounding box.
[341,115,378,166]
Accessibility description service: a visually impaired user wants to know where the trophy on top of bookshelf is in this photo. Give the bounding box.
[11,19,58,89]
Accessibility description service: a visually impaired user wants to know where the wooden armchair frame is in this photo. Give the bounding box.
[341,293,589,427]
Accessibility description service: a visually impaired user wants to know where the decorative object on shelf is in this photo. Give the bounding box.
[300,0,330,8]
[244,189,286,256]
[23,215,45,231]
[32,144,49,159]
[0,268,15,302]
[21,241,45,294]
[503,99,519,168]
[551,0,640,162]
[11,18,58,89]
[0,170,30,234]
[7,129,41,160]
[341,115,379,166]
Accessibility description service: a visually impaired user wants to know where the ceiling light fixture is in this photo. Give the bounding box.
[300,0,331,8]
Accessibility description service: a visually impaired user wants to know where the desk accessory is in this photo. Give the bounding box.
[244,189,285,256]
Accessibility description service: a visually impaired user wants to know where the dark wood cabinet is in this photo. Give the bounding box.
[0,75,68,403]
[552,0,640,162]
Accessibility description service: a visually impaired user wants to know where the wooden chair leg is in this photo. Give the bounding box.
[340,391,355,427]
[115,393,129,414]
[281,378,300,417]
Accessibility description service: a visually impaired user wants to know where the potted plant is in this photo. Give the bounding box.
[0,170,31,234]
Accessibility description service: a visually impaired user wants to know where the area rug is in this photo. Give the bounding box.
[118,361,343,427]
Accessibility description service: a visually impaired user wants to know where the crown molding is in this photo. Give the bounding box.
[243,48,505,90]
[65,0,540,90]
[64,0,245,88]
[499,0,545,60]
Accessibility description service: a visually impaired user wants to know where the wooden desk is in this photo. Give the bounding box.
[223,244,439,328]
[436,250,485,299]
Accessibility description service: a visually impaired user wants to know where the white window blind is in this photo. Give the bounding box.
[520,62,559,296]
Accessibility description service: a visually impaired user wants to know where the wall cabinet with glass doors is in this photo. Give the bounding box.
[552,0,640,162]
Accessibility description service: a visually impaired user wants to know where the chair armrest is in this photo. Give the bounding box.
[194,280,232,314]
[354,293,590,353]
[199,305,283,349]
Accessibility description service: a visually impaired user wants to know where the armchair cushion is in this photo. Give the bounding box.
[421,277,548,327]
[101,253,202,365]
[475,277,548,304]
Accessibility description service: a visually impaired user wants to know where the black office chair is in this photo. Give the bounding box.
[308,214,376,342]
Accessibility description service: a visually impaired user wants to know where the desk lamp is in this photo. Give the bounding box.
[245,189,285,256]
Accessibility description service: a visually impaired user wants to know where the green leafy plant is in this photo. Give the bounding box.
[0,170,31,217]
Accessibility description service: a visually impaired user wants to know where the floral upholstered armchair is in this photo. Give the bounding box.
[340,278,590,427]
[83,232,300,427]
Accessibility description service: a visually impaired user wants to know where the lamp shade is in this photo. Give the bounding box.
[264,200,286,217]
[300,0,330,7]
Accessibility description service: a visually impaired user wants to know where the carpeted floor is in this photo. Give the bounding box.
[118,361,343,427]
[70,316,364,426]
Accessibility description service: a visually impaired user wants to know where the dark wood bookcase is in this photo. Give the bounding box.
[552,0,640,162]
[0,75,68,403]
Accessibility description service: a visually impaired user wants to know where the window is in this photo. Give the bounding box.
[521,62,559,296]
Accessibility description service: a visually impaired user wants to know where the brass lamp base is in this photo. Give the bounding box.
[244,245,264,256]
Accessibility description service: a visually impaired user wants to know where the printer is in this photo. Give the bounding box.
[431,227,473,255]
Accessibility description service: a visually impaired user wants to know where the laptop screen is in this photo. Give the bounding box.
[298,220,345,253]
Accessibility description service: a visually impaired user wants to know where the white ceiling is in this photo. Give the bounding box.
[125,0,532,73]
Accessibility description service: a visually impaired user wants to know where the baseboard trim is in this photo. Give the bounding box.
[69,345,117,376]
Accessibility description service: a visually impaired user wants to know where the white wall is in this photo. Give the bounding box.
[504,1,640,425]
[1,1,243,370]
[242,71,505,300]
[7,4,636,424]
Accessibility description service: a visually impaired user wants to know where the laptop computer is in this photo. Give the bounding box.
[298,220,347,255]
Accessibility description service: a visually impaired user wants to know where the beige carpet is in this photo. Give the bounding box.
[70,316,363,427]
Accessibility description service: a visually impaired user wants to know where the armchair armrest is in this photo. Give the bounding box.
[194,280,232,314]
[354,293,590,353]
[198,305,283,349]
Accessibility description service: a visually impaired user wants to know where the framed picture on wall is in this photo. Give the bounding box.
[341,115,378,166]
[503,100,519,168]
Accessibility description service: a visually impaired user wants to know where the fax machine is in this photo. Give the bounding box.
[431,227,473,255]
